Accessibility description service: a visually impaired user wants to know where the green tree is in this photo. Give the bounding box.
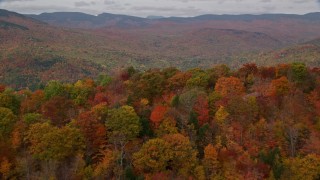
[23,113,44,125]
[106,105,141,142]
[0,90,21,115]
[106,105,142,177]
[0,107,17,140]
[186,70,210,89]
[289,62,307,84]
[44,81,67,100]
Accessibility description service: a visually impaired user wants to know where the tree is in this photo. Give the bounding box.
[282,154,320,180]
[0,85,5,93]
[44,81,67,100]
[26,122,85,179]
[203,144,220,177]
[150,105,168,127]
[215,76,245,97]
[133,138,172,173]
[76,111,107,161]
[259,147,284,179]
[155,117,178,137]
[93,149,118,179]
[106,105,141,143]
[0,90,21,115]
[0,157,12,179]
[129,70,165,102]
[166,71,192,93]
[186,70,210,89]
[289,63,314,92]
[71,79,95,106]
[106,105,141,177]
[133,134,203,179]
[215,106,229,126]
[162,133,202,178]
[41,96,75,127]
[179,88,206,112]
[0,107,17,140]
[97,74,112,86]
[20,90,45,114]
[23,113,44,125]
[27,122,84,161]
[270,76,290,97]
[275,64,290,78]
[289,62,307,84]
[238,63,258,88]
[193,95,209,126]
[259,66,276,80]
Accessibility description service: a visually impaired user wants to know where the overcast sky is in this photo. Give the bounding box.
[0,0,320,17]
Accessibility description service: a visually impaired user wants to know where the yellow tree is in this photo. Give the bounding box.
[27,122,85,161]
[133,133,204,179]
[133,138,172,173]
[282,154,320,180]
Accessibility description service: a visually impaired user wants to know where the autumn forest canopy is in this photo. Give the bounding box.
[1,63,320,179]
[2,8,320,180]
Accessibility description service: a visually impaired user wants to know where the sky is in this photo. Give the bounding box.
[0,0,320,17]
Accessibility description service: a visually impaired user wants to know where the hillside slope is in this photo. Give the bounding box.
[255,38,320,67]
[1,9,320,88]
[0,9,105,89]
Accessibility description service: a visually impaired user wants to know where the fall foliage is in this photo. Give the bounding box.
[1,63,320,179]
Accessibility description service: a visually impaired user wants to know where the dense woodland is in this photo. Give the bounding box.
[1,63,320,179]
[2,9,320,90]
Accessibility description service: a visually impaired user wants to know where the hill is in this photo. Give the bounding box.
[255,38,320,66]
[0,9,105,89]
[1,9,320,88]
[28,11,320,44]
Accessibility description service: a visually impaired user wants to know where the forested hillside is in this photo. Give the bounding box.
[2,9,320,89]
[1,63,320,179]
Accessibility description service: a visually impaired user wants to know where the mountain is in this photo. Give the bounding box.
[147,15,165,20]
[28,11,320,29]
[0,9,105,89]
[191,13,320,21]
[27,12,150,29]
[255,38,320,67]
[28,11,320,44]
[1,9,320,88]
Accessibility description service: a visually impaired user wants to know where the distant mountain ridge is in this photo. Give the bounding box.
[26,11,150,29]
[25,10,320,29]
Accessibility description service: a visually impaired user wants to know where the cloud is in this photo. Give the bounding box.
[74,1,95,7]
[170,0,211,3]
[104,0,115,5]
[1,0,319,17]
[131,6,178,12]
[0,0,33,2]
[129,5,201,16]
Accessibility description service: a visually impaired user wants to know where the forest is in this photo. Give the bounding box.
[1,62,320,179]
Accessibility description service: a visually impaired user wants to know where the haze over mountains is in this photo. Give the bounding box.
[1,9,320,88]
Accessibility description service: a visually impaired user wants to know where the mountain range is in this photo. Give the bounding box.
[1,9,320,88]
[27,11,320,29]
